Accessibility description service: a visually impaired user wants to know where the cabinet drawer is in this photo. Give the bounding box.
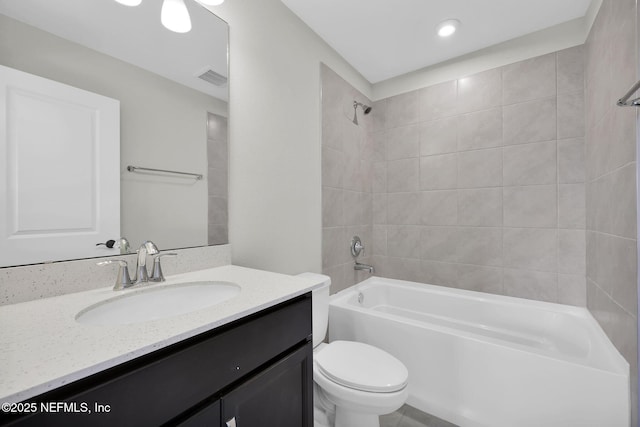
[3,294,311,427]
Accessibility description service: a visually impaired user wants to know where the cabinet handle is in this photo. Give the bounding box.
[226,417,237,427]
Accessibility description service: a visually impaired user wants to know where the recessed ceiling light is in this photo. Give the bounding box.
[197,0,225,5]
[437,19,460,38]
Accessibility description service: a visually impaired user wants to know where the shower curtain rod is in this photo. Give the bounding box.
[617,79,640,107]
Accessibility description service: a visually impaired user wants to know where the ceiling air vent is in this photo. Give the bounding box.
[196,68,228,86]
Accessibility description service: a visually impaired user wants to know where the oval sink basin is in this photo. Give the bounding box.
[76,281,240,325]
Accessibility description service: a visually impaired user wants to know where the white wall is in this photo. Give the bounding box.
[211,0,372,274]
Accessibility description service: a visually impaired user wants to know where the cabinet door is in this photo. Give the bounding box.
[221,343,313,427]
[177,400,221,427]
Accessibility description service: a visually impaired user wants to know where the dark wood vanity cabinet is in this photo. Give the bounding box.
[1,294,313,427]
[180,344,311,427]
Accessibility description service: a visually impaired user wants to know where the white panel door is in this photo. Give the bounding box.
[0,65,120,267]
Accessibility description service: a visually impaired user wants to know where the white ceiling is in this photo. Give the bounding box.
[281,0,592,83]
[0,0,228,101]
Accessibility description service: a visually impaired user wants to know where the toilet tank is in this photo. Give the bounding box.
[297,273,331,348]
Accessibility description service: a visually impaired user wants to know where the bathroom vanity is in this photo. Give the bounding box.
[0,266,317,427]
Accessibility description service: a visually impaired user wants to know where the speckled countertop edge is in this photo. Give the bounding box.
[0,265,319,403]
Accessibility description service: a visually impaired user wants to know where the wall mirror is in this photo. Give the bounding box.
[0,0,229,268]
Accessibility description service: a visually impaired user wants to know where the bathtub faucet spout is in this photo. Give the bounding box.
[354,262,374,274]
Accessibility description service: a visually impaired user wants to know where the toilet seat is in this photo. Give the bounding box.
[315,341,408,393]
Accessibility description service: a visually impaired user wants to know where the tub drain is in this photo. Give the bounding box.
[357,292,364,304]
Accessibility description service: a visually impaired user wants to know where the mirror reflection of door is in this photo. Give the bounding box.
[0,65,120,267]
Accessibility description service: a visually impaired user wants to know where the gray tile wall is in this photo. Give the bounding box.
[321,64,374,294]
[584,0,638,424]
[207,112,229,245]
[368,48,587,306]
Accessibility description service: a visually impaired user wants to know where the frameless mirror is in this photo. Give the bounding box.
[0,0,229,267]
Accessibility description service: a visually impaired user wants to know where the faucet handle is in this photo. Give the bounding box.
[149,252,177,282]
[117,237,131,254]
[351,236,365,258]
[97,259,133,291]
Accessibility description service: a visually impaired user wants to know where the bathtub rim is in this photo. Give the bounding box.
[329,276,629,376]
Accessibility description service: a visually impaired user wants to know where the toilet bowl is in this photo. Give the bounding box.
[297,273,408,427]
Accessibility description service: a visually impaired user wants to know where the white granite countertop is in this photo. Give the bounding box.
[0,265,319,403]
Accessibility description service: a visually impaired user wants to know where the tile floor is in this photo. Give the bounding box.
[380,405,458,427]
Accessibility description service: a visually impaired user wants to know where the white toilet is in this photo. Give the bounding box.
[298,273,409,427]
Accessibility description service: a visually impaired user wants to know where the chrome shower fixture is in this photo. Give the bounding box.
[352,101,372,125]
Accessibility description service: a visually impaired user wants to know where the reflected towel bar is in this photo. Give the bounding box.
[617,79,640,107]
[126,165,203,180]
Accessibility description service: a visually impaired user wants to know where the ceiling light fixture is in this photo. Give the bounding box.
[161,0,192,33]
[196,0,225,5]
[437,19,460,38]
[114,0,142,6]
[114,0,225,33]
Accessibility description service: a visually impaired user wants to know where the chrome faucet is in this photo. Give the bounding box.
[134,240,159,284]
[97,259,134,291]
[354,262,374,273]
[150,252,178,282]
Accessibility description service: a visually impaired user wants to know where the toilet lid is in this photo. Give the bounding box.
[315,341,408,393]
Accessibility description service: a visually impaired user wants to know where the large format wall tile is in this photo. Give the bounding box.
[387,158,419,192]
[503,97,557,145]
[503,228,557,272]
[457,264,503,294]
[457,148,503,188]
[502,53,556,105]
[420,154,458,190]
[419,117,458,155]
[456,227,503,267]
[387,125,420,160]
[457,108,503,151]
[557,45,585,95]
[503,141,557,186]
[457,188,502,226]
[321,65,374,290]
[557,91,585,139]
[386,91,420,128]
[421,227,459,262]
[583,2,638,424]
[323,45,591,307]
[421,260,458,287]
[419,80,457,122]
[503,268,558,302]
[503,185,557,228]
[420,190,458,226]
[457,68,502,114]
[558,138,586,184]
[322,187,344,227]
[558,229,586,275]
[558,274,586,306]
[387,225,422,259]
[559,183,586,229]
[387,192,420,225]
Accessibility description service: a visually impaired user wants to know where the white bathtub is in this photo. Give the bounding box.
[328,277,629,427]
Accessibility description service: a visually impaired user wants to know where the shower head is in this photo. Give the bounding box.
[352,101,373,125]
[355,101,372,114]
